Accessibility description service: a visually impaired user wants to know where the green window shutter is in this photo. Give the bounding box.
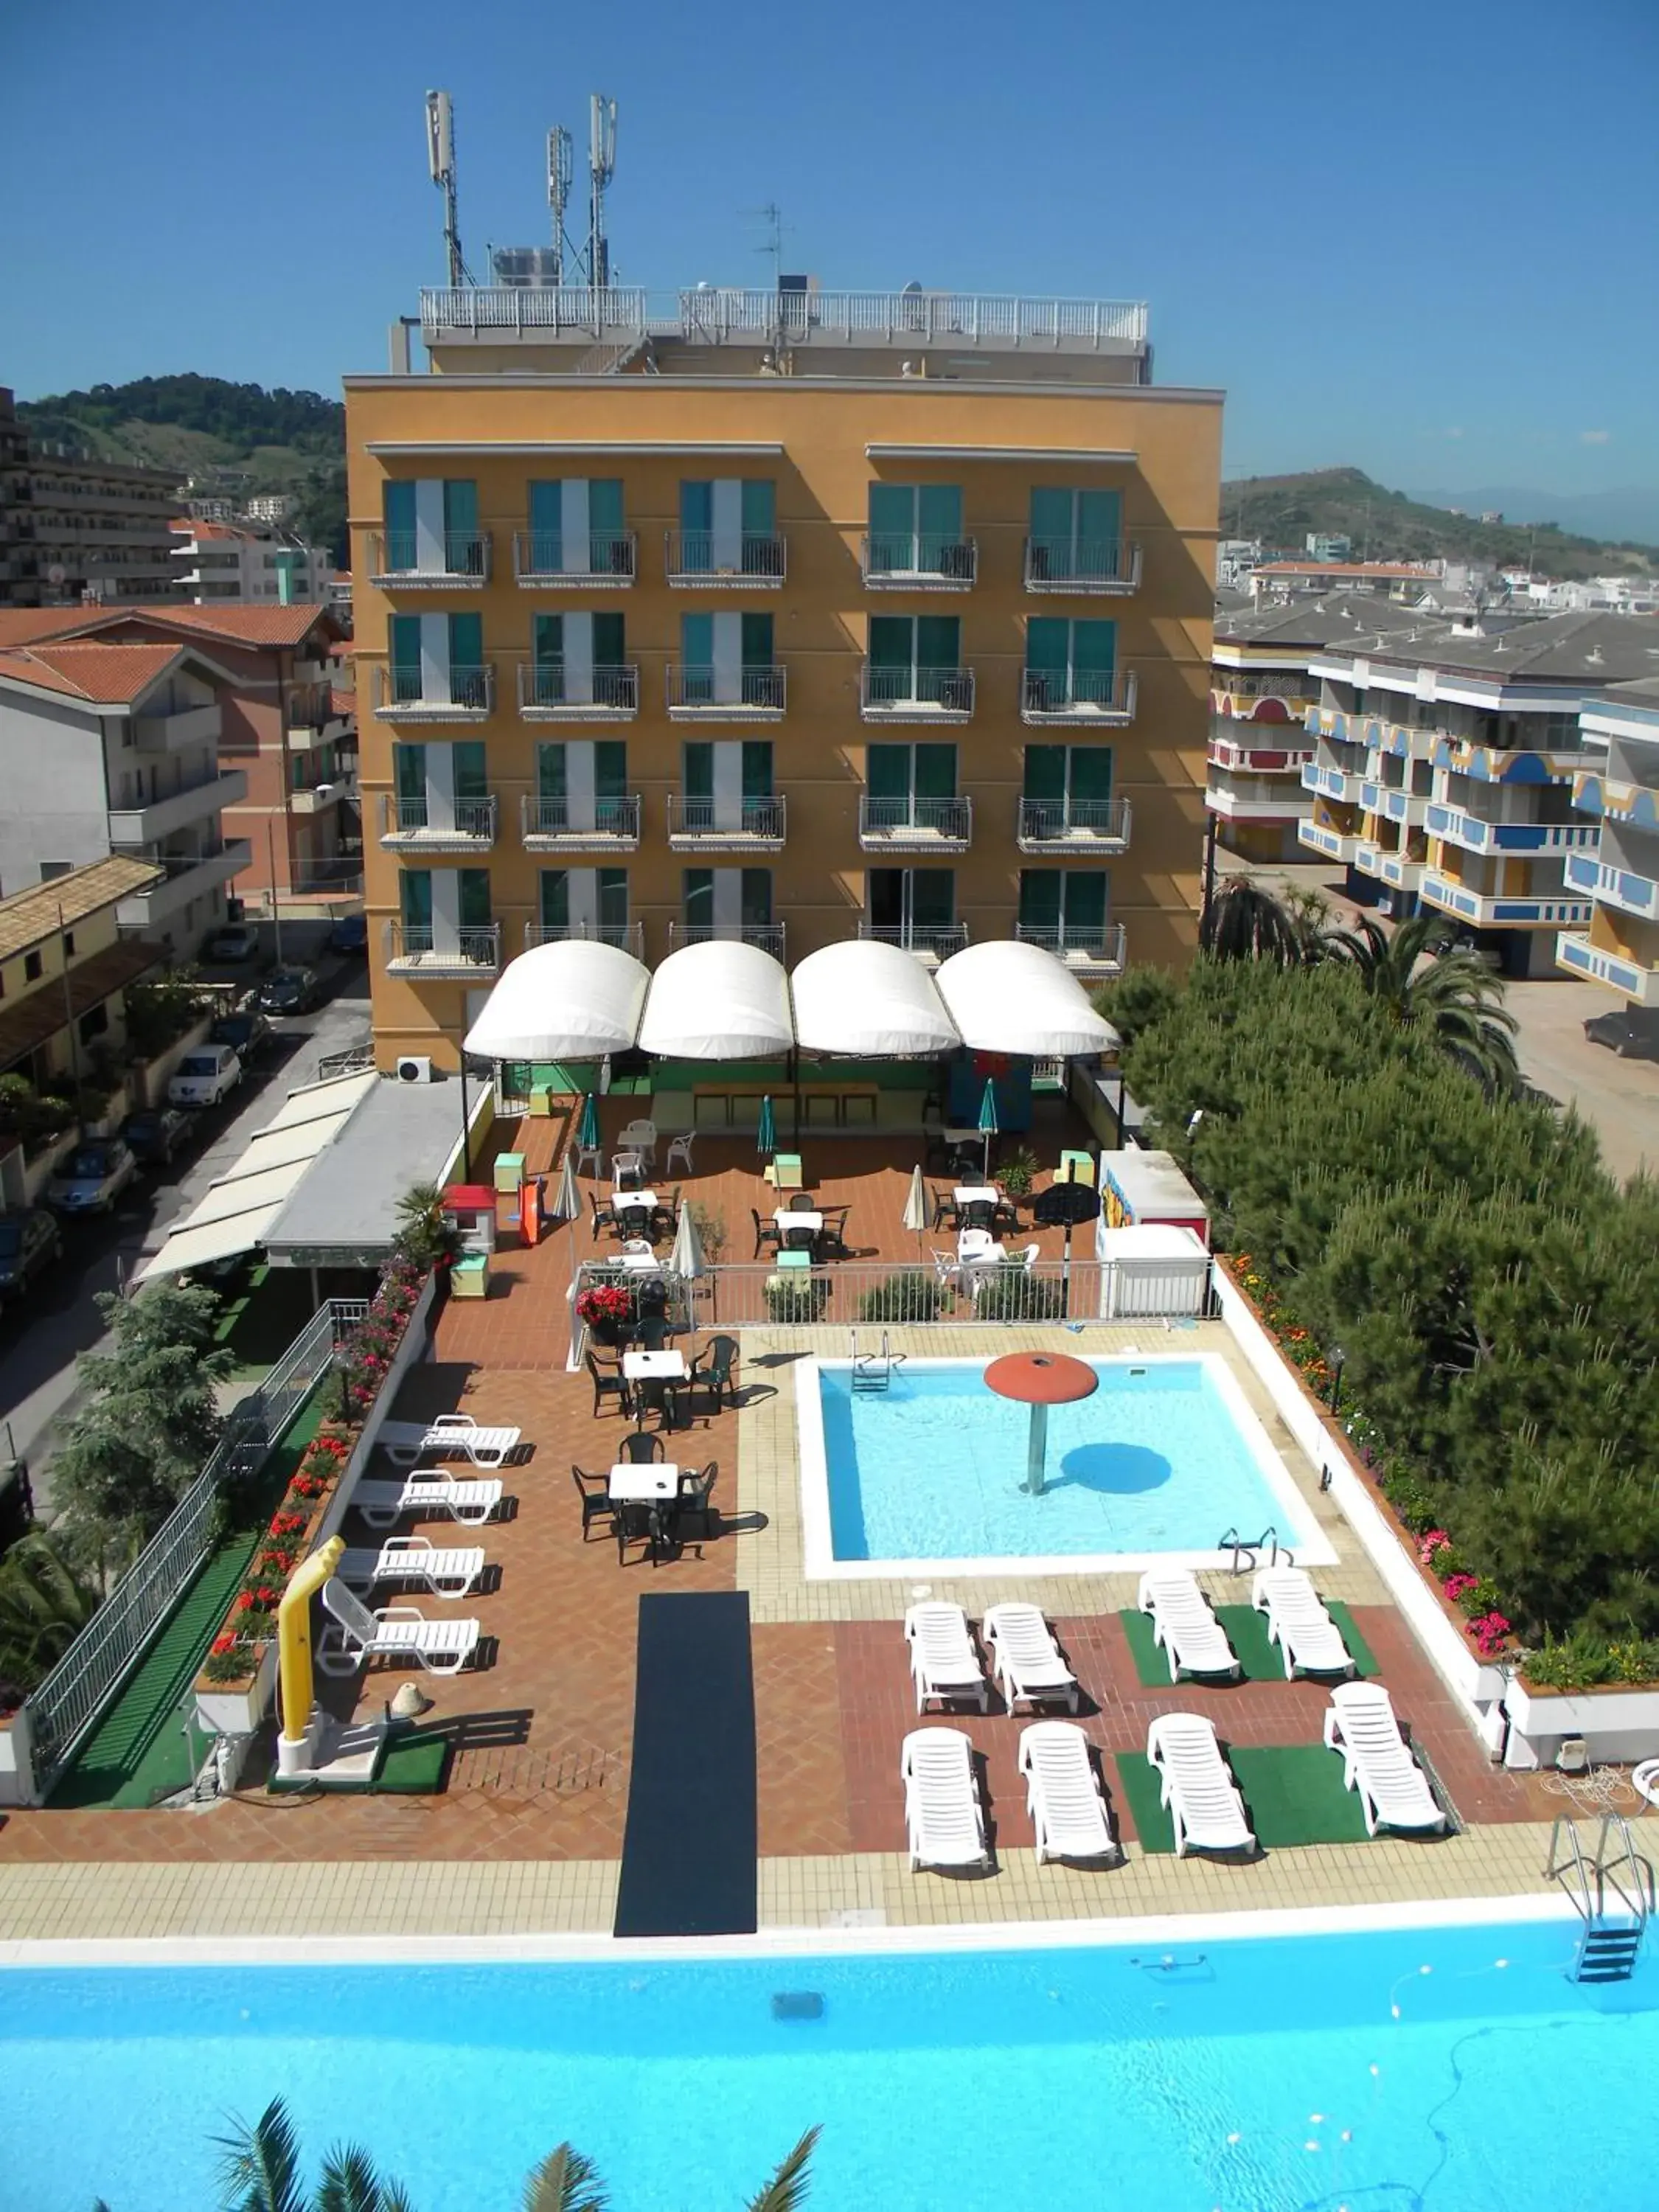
[1023,744,1065,801]
[533,612,563,667]
[594,740,627,798]
[1062,872,1107,933]
[383,481,416,566]
[1068,747,1113,804]
[866,744,910,799]
[540,869,570,928]
[1029,486,1071,541]
[399,868,432,928]
[451,740,487,799]
[684,869,714,925]
[740,480,775,533]
[740,612,773,667]
[910,868,956,925]
[1026,617,1068,673]
[866,868,902,929]
[680,481,713,530]
[597,868,630,926]
[537,742,567,799]
[1018,871,1062,929]
[740,868,773,924]
[392,744,425,801]
[1072,619,1117,675]
[740,740,773,797]
[528,481,562,568]
[1077,487,1121,554]
[683,741,714,799]
[589,479,624,530]
[867,616,911,671]
[448,611,483,669]
[917,484,962,543]
[914,742,956,798]
[442,481,478,566]
[681,611,714,667]
[389,613,422,673]
[458,869,493,928]
[869,483,913,538]
[915,613,959,670]
[591,611,626,667]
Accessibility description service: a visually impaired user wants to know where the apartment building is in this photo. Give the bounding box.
[346,283,1220,1067]
[0,855,164,1102]
[170,518,339,607]
[0,392,181,608]
[1301,611,1659,970]
[1559,675,1659,1004]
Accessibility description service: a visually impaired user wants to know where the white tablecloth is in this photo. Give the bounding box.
[622,1350,688,1382]
[953,1185,999,1208]
[608,1464,679,1502]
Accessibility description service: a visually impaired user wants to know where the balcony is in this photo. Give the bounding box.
[106,768,247,845]
[1360,781,1430,826]
[512,530,636,588]
[665,794,787,852]
[374,665,495,723]
[860,534,977,591]
[1425,804,1600,856]
[857,922,970,964]
[525,919,644,958]
[1298,821,1363,864]
[1565,851,1659,923]
[1301,761,1366,804]
[131,700,223,753]
[664,531,786,588]
[1013,922,1127,977]
[114,840,252,928]
[1017,797,1132,854]
[1573,770,1659,829]
[1353,846,1425,894]
[857,796,973,854]
[1419,872,1593,931]
[667,920,786,959]
[379,793,498,851]
[286,712,355,753]
[366,531,491,588]
[1208,737,1313,774]
[383,922,502,978]
[1023,538,1141,595]
[859,664,975,722]
[1433,739,1601,785]
[666,665,786,721]
[288,772,357,816]
[1204,788,1309,823]
[517,662,639,722]
[519,794,642,852]
[1210,681,1313,726]
[1020,668,1136,726]
[1556,931,1659,1004]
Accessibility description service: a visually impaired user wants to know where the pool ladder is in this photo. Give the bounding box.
[1218,1525,1293,1575]
[1548,1814,1653,1983]
[849,1330,904,1394]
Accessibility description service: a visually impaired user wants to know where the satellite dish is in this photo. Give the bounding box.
[47,565,67,585]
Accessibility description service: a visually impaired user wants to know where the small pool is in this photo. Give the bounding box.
[1,1913,1651,2211]
[799,1354,1332,1578]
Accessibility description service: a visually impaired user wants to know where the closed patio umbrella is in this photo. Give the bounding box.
[902,1162,928,1257]
[977,1077,1000,1181]
[552,1150,580,1223]
[757,1093,777,1157]
[578,1091,600,1155]
[670,1200,706,1281]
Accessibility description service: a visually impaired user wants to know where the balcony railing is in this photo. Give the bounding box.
[383,922,502,976]
[1020,667,1136,723]
[519,793,642,849]
[516,661,639,719]
[512,530,636,586]
[1565,851,1659,923]
[857,796,973,851]
[367,530,491,586]
[667,920,786,959]
[524,919,644,957]
[857,922,970,961]
[1425,804,1600,857]
[1015,921,1127,973]
[860,664,975,720]
[1016,796,1132,852]
[664,530,787,586]
[378,793,498,849]
[860,534,977,589]
[375,664,494,720]
[1556,931,1659,1004]
[667,664,787,717]
[1023,538,1141,594]
[105,768,248,845]
[665,794,787,849]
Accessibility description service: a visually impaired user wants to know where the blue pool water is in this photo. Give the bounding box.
[821,1357,1314,1564]
[1,1919,1652,2211]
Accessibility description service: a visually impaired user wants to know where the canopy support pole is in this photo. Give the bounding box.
[790,1047,800,1147]
[1025,1402,1048,1496]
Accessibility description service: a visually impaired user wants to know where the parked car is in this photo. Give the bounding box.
[122,1106,189,1168]
[256,965,321,1016]
[0,1208,63,1300]
[46,1137,139,1215]
[1585,1006,1659,1061]
[327,913,368,956]
[168,1043,244,1108]
[204,924,258,964]
[211,1008,274,1061]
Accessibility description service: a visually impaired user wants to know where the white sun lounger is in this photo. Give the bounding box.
[981,1602,1080,1713]
[336,1536,487,1599]
[1323,1683,1448,1836]
[1251,1567,1357,1678]
[1018,1722,1121,1865]
[316,1579,481,1677]
[380,1413,521,1470]
[903,1603,990,1714]
[1146,1713,1256,1857]
[350,1475,503,1529]
[1136,1571,1242,1682]
[900,1727,991,1873]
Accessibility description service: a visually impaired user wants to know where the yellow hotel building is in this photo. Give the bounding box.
[345,286,1222,1066]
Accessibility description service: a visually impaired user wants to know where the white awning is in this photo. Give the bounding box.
[934,942,1119,1057]
[636,939,793,1060]
[463,937,650,1060]
[790,940,961,1057]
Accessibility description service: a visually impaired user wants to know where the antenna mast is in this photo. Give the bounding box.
[588,93,617,288]
[425,90,468,287]
[547,125,574,285]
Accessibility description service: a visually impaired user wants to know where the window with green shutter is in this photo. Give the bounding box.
[457,868,493,928]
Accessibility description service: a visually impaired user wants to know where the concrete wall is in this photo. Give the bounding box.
[0,694,111,896]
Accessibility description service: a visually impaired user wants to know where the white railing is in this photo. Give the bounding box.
[1018,796,1132,849]
[1014,921,1127,972]
[858,795,973,846]
[675,288,1149,349]
[421,285,649,337]
[525,919,644,956]
[667,920,786,958]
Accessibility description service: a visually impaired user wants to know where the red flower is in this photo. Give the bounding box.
[211,1634,238,1656]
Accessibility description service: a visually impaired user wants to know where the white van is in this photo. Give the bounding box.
[168,1043,243,1109]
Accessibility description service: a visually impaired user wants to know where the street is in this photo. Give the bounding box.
[0,953,371,1505]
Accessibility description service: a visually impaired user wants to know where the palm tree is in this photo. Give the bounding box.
[1199,876,1310,966]
[1325,911,1520,1088]
[0,1530,100,1686]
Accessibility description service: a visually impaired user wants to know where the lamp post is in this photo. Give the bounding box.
[1328,1342,1346,1413]
[457,1050,473,1181]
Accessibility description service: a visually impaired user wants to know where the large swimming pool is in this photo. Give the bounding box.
[800,1354,1332,1577]
[1,1913,1650,2211]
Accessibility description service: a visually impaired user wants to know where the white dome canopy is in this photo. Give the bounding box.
[463,937,649,1060]
[790,939,961,1057]
[934,941,1119,1058]
[637,939,794,1060]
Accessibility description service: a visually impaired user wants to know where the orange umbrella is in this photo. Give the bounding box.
[984,1351,1099,1497]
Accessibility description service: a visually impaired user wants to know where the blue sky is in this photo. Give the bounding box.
[6,0,1657,494]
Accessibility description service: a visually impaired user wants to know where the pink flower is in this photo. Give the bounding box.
[1444,1573,1479,1600]
[1418,1530,1451,1565]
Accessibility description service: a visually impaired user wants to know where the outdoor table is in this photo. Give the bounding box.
[612,1187,660,1208]
[624,1347,689,1429]
[608,1464,680,1503]
[953,1185,999,1208]
[775,1209,824,1249]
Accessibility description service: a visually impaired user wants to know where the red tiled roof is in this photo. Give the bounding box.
[330,685,356,717]
[0,608,117,647]
[0,602,338,654]
[0,641,184,704]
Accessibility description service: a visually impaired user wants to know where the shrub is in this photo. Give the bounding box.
[973,1267,1066,1322]
[764,1273,830,1325]
[998,1147,1038,1199]
[858,1271,945,1324]
[1380,1467,1439,1534]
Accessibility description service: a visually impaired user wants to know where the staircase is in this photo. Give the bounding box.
[1547,1814,1654,1983]
[849,1330,902,1394]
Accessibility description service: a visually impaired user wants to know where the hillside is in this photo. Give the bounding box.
[18,375,347,563]
[1222,467,1657,581]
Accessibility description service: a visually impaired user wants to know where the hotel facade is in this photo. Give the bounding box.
[344,287,1221,1067]
[1559,675,1659,1005]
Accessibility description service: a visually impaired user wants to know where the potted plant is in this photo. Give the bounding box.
[999,1145,1038,1200]
[576,1281,634,1346]
[764,1272,830,1324]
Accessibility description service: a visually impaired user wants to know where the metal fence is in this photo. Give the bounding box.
[21,1300,364,1800]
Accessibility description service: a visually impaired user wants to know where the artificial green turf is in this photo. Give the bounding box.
[216,1266,321,1380]
[1117,1601,1377,1687]
[1113,1750,1178,1852]
[1114,1743,1371,1854]
[373,1731,452,1792]
[49,1388,328,1811]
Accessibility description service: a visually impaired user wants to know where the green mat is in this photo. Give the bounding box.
[374,1731,452,1793]
[1118,1601,1377,1687]
[1115,1743,1370,1854]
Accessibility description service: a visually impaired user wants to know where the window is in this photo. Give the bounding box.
[866,742,957,831]
[678,479,778,574]
[679,612,775,706]
[1022,744,1114,832]
[38,860,74,882]
[24,950,43,982]
[451,740,488,801]
[867,615,964,707]
[1028,487,1123,581]
[1025,618,1118,710]
[867,866,956,944]
[62,931,75,956]
[867,484,967,578]
[399,868,432,933]
[527,479,626,574]
[457,868,493,929]
[1018,869,1107,950]
[79,1003,109,1046]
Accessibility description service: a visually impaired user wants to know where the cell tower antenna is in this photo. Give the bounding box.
[747,202,786,291]
[547,125,574,284]
[588,93,617,289]
[425,89,470,287]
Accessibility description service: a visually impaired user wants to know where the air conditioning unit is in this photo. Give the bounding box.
[396,1054,434,1085]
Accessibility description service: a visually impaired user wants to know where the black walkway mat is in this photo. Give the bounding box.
[614,1590,757,1938]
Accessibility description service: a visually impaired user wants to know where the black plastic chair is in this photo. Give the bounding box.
[571,1464,616,1543]
[633,1315,672,1354]
[785,1190,818,1211]
[588,1192,619,1243]
[619,1429,665,1464]
[615,1498,664,1568]
[930,1184,958,1232]
[585,1349,632,1419]
[781,1220,816,1252]
[690,1334,740,1413]
[616,1200,653,1241]
[962,1197,997,1232]
[674,1461,719,1551]
[752,1206,782,1259]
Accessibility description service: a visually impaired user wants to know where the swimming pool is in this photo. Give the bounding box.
[1,1911,1650,2211]
[799,1354,1333,1578]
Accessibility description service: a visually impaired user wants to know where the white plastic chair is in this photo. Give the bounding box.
[1323,1684,1448,1836]
[618,1119,658,1167]
[900,1727,991,1873]
[573,1141,602,1180]
[982,1602,1079,1712]
[1018,1722,1121,1864]
[664,1131,695,1177]
[1251,1567,1356,1679]
[316,1579,481,1677]
[904,1602,990,1714]
[1136,1570,1242,1682]
[1146,1713,1256,1857]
